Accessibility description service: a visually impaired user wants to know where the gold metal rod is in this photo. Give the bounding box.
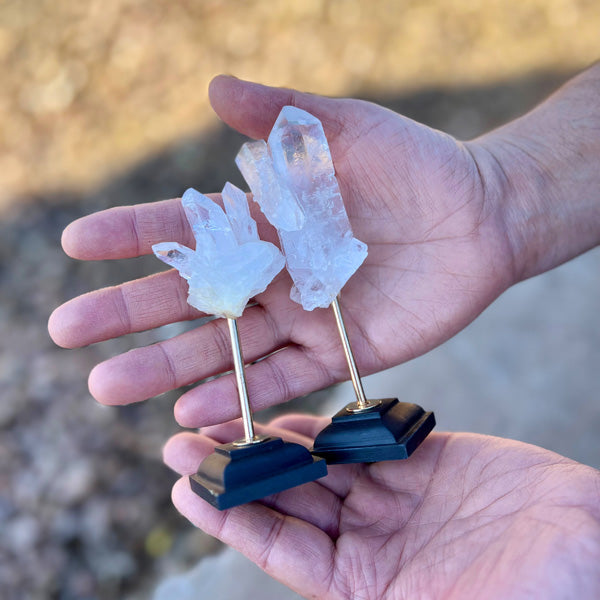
[227,317,255,443]
[331,296,369,409]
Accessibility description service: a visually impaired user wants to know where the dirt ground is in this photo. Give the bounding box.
[1,1,599,598]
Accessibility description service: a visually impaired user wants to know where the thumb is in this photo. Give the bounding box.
[208,75,362,145]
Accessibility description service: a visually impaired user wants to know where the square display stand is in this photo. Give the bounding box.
[311,398,435,464]
[190,436,327,510]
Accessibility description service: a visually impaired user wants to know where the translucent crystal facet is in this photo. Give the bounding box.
[153,187,284,319]
[235,140,304,232]
[236,106,368,311]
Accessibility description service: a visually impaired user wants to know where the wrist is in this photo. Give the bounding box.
[481,133,600,283]
[467,134,566,283]
[467,67,600,282]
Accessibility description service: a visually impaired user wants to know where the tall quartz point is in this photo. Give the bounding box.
[236,106,368,311]
[152,186,284,319]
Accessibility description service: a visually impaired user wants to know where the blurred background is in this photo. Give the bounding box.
[1,1,599,598]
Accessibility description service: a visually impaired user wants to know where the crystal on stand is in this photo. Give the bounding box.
[237,106,435,464]
[153,185,326,509]
[153,186,284,319]
[236,106,368,311]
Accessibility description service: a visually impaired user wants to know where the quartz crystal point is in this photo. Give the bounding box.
[152,186,284,319]
[236,106,368,311]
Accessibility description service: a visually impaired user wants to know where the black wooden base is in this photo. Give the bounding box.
[311,398,435,464]
[190,436,327,510]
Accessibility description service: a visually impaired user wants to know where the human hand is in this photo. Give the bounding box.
[165,414,600,600]
[48,76,516,425]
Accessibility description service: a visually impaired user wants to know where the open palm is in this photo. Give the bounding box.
[49,76,514,426]
[165,414,600,600]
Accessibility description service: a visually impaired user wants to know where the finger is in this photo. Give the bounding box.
[48,270,200,348]
[174,344,341,427]
[259,480,341,539]
[165,431,341,537]
[199,418,315,447]
[267,414,332,440]
[209,75,366,146]
[61,194,277,261]
[163,431,215,475]
[62,198,192,260]
[88,305,287,405]
[172,478,335,599]
[197,419,248,444]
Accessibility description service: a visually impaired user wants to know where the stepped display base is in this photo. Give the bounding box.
[190,436,327,510]
[311,398,435,464]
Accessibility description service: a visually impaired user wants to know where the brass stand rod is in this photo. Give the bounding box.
[227,318,255,443]
[331,297,369,409]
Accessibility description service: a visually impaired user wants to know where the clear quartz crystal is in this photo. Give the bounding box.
[152,186,284,319]
[236,106,368,311]
[235,140,304,231]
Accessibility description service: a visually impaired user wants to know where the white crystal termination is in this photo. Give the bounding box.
[236,105,368,311]
[152,186,285,319]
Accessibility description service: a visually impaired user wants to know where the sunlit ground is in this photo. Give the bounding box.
[1,0,599,209]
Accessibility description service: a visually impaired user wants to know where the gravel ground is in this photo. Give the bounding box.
[1,1,599,598]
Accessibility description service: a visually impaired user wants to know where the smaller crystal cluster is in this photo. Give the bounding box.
[236,106,368,311]
[153,186,284,319]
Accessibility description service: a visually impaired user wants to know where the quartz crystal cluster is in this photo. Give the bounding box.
[153,186,284,319]
[236,106,368,311]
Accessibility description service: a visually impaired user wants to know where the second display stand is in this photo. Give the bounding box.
[311,298,435,464]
